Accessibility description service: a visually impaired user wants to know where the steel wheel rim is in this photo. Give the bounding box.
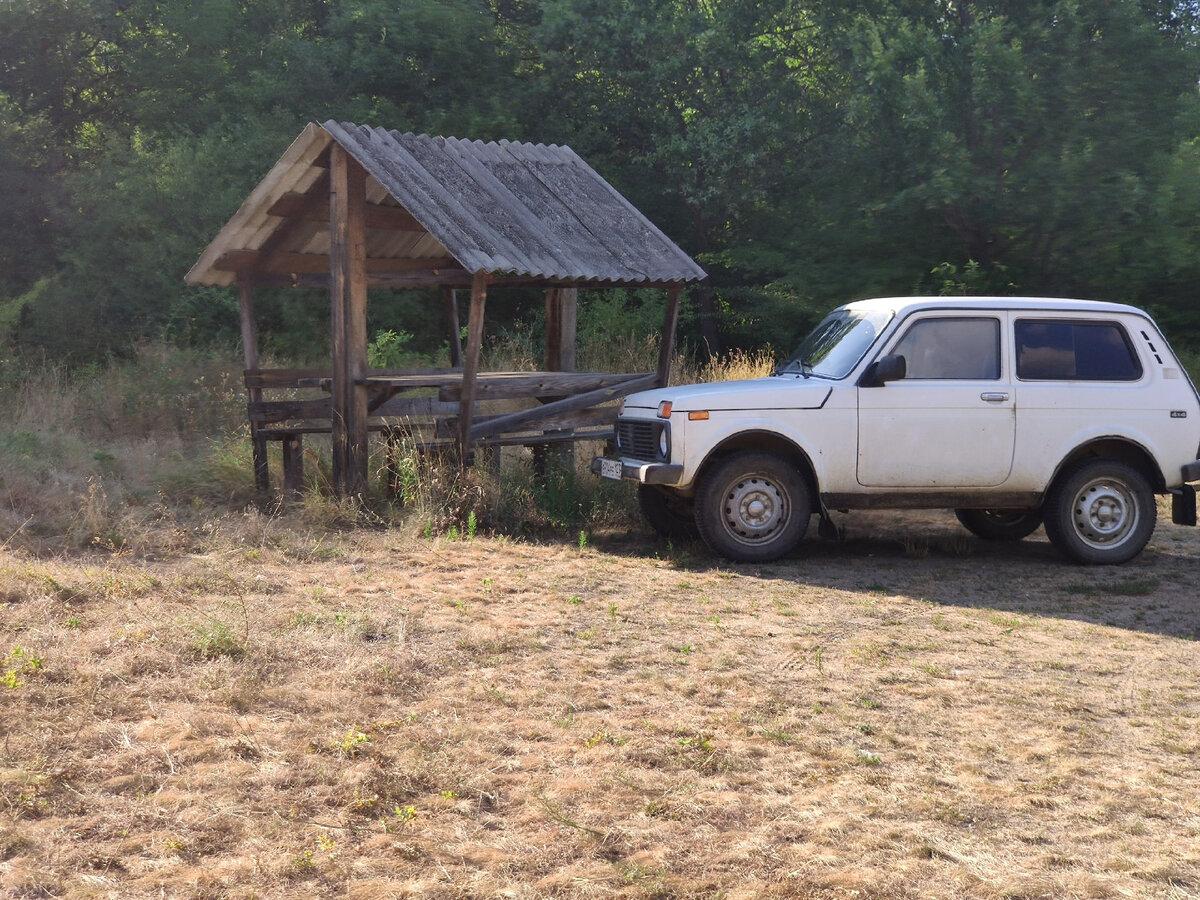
[1071,477,1138,549]
[720,475,787,545]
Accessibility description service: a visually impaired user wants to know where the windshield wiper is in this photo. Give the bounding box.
[774,358,811,378]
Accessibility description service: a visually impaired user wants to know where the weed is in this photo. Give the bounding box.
[3,646,44,690]
[190,617,245,660]
[583,730,626,748]
[856,750,882,766]
[335,729,370,759]
[568,594,583,605]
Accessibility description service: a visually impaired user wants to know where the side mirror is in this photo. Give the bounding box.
[859,353,906,388]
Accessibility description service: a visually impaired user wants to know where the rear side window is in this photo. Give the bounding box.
[1015,320,1142,381]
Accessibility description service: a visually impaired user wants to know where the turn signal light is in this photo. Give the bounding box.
[657,401,673,419]
[688,410,710,421]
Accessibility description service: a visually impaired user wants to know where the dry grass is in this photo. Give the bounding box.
[2,503,1198,899]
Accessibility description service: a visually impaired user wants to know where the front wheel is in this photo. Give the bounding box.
[637,484,698,540]
[1042,460,1156,565]
[695,452,811,562]
[954,508,1043,541]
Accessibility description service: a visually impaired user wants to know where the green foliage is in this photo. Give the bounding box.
[4,0,1200,362]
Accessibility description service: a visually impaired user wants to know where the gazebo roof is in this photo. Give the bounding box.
[186,121,706,289]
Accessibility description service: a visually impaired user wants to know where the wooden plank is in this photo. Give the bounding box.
[457,272,489,459]
[469,372,657,442]
[442,405,615,437]
[268,192,426,231]
[329,144,370,498]
[216,250,458,276]
[657,284,682,387]
[249,398,332,424]
[437,371,648,401]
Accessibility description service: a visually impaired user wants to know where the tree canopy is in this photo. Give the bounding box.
[2,0,1199,361]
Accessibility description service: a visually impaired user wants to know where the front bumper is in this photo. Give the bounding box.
[1183,460,1200,483]
[591,457,684,485]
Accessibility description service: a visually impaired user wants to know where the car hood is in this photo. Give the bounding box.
[622,376,833,412]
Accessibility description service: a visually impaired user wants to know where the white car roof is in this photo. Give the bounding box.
[843,296,1148,318]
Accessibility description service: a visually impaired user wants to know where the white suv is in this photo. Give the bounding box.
[594,297,1200,565]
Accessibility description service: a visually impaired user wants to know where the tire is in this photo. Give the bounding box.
[1042,459,1156,565]
[637,484,698,540]
[695,451,811,562]
[954,508,1043,541]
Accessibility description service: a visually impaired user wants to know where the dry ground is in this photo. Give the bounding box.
[1,503,1198,899]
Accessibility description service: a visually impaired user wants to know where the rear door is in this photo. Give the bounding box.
[857,313,1016,488]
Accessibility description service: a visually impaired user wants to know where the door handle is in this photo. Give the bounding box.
[980,391,1010,402]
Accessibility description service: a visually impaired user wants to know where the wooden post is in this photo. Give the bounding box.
[237,276,269,493]
[457,272,489,464]
[544,287,577,371]
[442,287,463,368]
[329,144,370,499]
[657,285,683,388]
[543,286,579,473]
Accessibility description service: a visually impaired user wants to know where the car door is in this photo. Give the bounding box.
[857,313,1016,488]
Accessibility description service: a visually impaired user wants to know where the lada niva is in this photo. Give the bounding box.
[593,297,1200,564]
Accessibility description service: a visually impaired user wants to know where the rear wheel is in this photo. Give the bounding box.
[637,484,698,540]
[1042,459,1156,565]
[954,508,1042,541]
[695,451,810,562]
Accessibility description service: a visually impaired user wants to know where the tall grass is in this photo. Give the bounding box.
[0,344,248,549]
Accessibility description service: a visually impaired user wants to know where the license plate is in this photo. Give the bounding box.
[599,458,623,481]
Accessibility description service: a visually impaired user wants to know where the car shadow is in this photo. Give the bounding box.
[598,508,1200,642]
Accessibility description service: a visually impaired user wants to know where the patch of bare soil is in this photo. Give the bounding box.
[2,504,1198,898]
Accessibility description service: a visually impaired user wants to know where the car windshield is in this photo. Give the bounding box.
[778,307,894,379]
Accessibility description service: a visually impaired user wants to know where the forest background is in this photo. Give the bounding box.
[4,0,1200,368]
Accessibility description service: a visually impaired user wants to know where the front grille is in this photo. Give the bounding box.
[617,420,663,461]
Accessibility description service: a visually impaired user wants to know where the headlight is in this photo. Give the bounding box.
[658,427,670,459]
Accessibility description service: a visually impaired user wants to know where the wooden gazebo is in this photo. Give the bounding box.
[186,121,705,497]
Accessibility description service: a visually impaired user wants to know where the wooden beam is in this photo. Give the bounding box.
[215,250,458,276]
[469,373,658,442]
[329,144,370,499]
[657,285,683,387]
[268,192,426,231]
[457,272,489,462]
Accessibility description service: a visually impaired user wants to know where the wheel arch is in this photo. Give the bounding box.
[1051,438,1166,493]
[695,431,819,498]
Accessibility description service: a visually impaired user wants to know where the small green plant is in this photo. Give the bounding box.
[578,530,588,551]
[584,730,626,748]
[466,510,477,540]
[3,647,45,689]
[607,602,618,620]
[568,594,583,605]
[191,617,245,659]
[336,729,370,758]
[856,749,882,766]
[368,328,418,368]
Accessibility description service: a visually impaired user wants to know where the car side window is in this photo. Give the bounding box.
[890,317,1001,380]
[1015,320,1142,381]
